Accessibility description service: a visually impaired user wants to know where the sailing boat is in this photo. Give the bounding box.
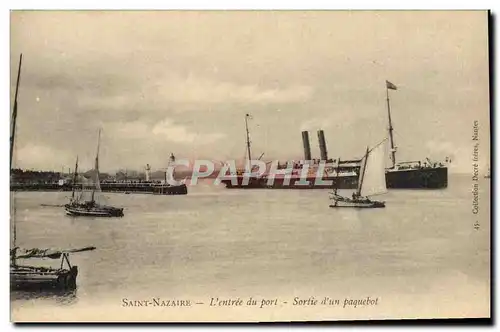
[64,130,124,217]
[329,140,388,208]
[10,54,96,290]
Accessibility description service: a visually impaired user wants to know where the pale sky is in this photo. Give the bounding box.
[10,11,490,173]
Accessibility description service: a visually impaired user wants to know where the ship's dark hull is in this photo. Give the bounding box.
[221,167,448,189]
[221,175,356,189]
[386,166,447,189]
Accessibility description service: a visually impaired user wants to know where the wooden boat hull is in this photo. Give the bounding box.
[11,265,78,291]
[65,205,124,217]
[329,196,385,208]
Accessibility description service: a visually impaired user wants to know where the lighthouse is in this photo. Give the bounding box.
[145,164,151,181]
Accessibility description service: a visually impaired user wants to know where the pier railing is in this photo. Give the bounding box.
[10,182,187,194]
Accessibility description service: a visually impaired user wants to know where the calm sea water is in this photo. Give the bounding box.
[10,175,490,322]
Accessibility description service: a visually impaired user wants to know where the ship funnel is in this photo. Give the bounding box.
[317,130,328,160]
[301,131,312,161]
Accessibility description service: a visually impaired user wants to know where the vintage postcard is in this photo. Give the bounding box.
[9,10,490,322]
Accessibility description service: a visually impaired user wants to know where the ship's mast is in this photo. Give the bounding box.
[386,83,396,168]
[91,129,101,202]
[10,54,22,266]
[245,114,252,171]
[71,155,79,200]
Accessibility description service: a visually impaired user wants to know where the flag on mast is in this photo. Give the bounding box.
[386,80,397,90]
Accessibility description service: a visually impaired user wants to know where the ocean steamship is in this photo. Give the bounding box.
[220,81,448,190]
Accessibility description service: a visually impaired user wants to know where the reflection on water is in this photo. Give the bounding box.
[11,288,78,305]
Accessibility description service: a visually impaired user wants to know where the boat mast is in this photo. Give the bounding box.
[90,129,101,203]
[71,155,79,200]
[245,114,252,171]
[10,54,22,170]
[386,82,396,168]
[356,147,370,197]
[10,54,22,266]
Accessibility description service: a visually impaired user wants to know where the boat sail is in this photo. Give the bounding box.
[10,54,96,291]
[64,130,124,217]
[358,142,388,197]
[330,139,387,208]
